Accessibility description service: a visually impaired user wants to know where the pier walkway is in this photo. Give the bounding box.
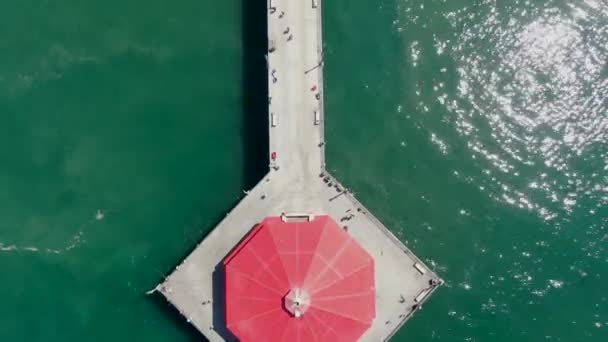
[267,0,324,189]
[158,1,441,341]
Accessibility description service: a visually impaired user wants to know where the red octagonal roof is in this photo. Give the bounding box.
[224,215,376,341]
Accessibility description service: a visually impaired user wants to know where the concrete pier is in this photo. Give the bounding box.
[158,0,441,341]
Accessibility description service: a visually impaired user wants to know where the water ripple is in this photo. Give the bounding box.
[441,0,608,223]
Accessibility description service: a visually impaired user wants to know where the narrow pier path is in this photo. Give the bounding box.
[267,0,324,188]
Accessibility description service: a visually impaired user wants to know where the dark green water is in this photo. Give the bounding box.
[0,0,606,341]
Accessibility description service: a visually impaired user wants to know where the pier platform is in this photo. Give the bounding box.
[158,0,441,341]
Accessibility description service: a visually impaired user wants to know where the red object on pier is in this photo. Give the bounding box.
[224,215,375,342]
[271,151,277,160]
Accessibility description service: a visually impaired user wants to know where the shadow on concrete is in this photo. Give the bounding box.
[211,222,259,341]
[241,0,269,189]
[150,201,241,342]
[152,200,242,341]
[212,265,238,342]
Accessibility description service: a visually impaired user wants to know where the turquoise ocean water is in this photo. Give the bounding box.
[0,0,606,341]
